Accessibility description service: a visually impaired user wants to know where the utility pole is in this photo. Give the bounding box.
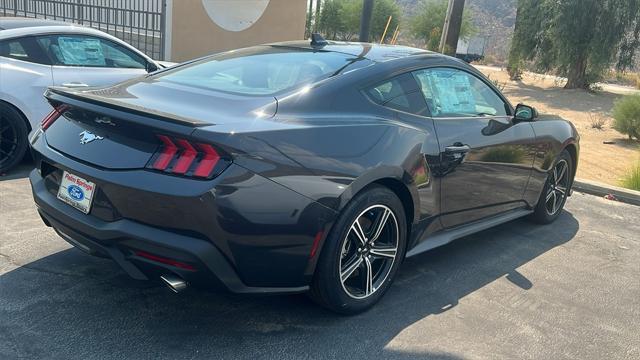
[439,0,465,56]
[359,0,374,42]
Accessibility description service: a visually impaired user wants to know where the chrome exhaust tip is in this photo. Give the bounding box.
[160,274,188,293]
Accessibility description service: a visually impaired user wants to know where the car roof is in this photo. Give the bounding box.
[0,16,73,30]
[269,40,434,63]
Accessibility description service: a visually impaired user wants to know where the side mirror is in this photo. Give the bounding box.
[146,62,159,73]
[514,103,538,122]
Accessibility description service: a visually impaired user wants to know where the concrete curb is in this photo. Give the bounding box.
[573,179,640,206]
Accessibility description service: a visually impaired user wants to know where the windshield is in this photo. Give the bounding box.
[155,46,373,96]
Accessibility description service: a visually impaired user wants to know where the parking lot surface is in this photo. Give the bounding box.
[1,164,638,360]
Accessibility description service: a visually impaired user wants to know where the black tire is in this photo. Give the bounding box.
[529,149,573,224]
[310,185,407,315]
[0,103,29,174]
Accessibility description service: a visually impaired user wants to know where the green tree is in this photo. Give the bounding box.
[369,0,402,42]
[508,0,640,89]
[317,0,345,39]
[317,0,400,42]
[409,0,475,51]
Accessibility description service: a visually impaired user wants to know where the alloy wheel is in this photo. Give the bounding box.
[545,159,569,215]
[339,204,400,299]
[0,116,19,168]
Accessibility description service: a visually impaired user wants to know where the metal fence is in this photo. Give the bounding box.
[0,0,167,60]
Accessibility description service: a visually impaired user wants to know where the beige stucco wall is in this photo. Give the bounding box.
[169,0,307,62]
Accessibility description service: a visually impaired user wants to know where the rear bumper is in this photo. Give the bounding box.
[29,132,338,294]
[31,170,309,294]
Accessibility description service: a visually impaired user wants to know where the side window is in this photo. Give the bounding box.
[39,35,147,69]
[0,37,49,64]
[1,40,28,59]
[99,39,147,69]
[413,68,508,117]
[365,73,428,115]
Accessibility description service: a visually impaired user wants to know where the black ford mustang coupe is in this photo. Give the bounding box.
[29,40,579,314]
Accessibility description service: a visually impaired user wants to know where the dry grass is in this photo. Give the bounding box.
[621,163,640,191]
[486,74,506,92]
[604,71,640,90]
[588,112,607,130]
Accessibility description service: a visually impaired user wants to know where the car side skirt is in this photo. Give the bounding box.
[406,208,533,257]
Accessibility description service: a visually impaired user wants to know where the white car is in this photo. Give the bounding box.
[0,17,173,172]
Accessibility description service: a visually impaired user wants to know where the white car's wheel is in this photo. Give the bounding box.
[0,103,29,173]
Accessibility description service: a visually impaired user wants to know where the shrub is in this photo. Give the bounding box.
[507,63,523,81]
[612,94,640,140]
[621,162,640,191]
[588,112,607,130]
[506,53,523,80]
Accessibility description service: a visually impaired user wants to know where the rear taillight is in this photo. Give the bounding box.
[147,135,228,179]
[41,104,69,130]
[193,144,221,177]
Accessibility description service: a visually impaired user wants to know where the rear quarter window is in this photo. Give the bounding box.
[0,37,50,64]
[365,73,429,116]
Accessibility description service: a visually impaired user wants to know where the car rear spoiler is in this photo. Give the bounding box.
[45,87,211,129]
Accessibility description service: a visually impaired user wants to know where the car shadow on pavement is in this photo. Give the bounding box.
[0,159,33,181]
[0,212,579,360]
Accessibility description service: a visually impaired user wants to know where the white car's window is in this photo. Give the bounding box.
[38,35,147,69]
[413,68,508,117]
[3,40,27,59]
[0,37,49,64]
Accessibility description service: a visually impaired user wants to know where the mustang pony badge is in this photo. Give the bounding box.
[79,131,104,145]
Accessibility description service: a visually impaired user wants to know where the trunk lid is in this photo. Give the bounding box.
[43,83,276,170]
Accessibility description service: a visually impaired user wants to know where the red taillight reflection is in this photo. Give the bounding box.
[41,104,69,130]
[149,135,224,178]
[134,250,196,271]
[309,230,324,259]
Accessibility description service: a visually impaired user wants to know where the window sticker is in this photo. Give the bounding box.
[57,37,105,66]
[428,71,476,115]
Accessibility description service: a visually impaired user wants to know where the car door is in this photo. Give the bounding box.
[412,67,537,228]
[363,73,444,238]
[0,36,54,127]
[37,34,150,88]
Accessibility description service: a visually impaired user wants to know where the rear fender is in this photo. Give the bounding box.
[192,121,431,223]
[336,165,420,225]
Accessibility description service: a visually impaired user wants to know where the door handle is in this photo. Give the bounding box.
[445,144,470,153]
[61,82,89,88]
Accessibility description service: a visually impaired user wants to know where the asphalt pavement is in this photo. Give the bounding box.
[1,163,638,360]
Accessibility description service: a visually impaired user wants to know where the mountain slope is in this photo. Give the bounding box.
[398,0,517,62]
